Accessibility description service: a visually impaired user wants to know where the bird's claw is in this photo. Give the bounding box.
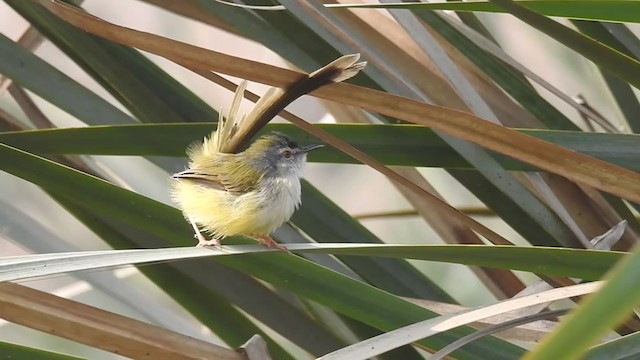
[196,238,221,248]
[193,229,221,248]
[258,236,289,252]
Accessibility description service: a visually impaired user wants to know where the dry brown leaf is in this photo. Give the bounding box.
[0,282,243,360]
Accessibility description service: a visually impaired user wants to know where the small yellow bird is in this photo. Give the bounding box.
[171,130,321,250]
[171,54,365,250]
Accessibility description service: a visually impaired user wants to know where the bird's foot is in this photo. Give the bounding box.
[197,238,221,248]
[258,235,288,252]
[189,217,221,249]
[194,232,221,248]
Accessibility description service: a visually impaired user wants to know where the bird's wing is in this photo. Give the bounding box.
[172,155,260,194]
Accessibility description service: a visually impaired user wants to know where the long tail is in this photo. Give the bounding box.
[220,54,366,153]
[190,54,366,159]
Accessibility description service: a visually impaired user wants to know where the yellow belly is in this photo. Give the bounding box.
[171,180,287,238]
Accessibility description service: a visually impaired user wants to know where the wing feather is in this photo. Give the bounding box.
[173,154,260,194]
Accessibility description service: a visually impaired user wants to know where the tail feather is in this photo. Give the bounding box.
[191,54,366,157]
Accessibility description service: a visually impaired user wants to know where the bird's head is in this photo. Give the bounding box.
[243,132,323,179]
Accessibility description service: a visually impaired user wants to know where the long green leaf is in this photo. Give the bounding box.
[0,244,625,282]
[190,252,528,359]
[3,123,639,172]
[0,341,82,360]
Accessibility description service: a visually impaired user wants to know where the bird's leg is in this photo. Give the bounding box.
[197,236,221,248]
[189,217,220,247]
[257,235,288,252]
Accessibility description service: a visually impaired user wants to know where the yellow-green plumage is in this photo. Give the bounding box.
[171,132,312,244]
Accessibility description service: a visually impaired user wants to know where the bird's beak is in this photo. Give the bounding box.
[300,144,324,153]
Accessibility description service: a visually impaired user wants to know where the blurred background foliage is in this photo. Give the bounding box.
[1,0,640,359]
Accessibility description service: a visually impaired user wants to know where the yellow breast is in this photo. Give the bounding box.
[171,177,300,239]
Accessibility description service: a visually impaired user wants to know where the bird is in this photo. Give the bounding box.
[171,130,321,251]
[171,54,365,251]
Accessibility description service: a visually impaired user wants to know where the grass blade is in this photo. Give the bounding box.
[0,245,624,284]
[3,124,640,172]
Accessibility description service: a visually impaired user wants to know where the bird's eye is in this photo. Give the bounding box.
[282,150,292,158]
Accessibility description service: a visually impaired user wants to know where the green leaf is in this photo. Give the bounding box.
[0,244,625,288]
[213,251,527,359]
[3,123,639,172]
